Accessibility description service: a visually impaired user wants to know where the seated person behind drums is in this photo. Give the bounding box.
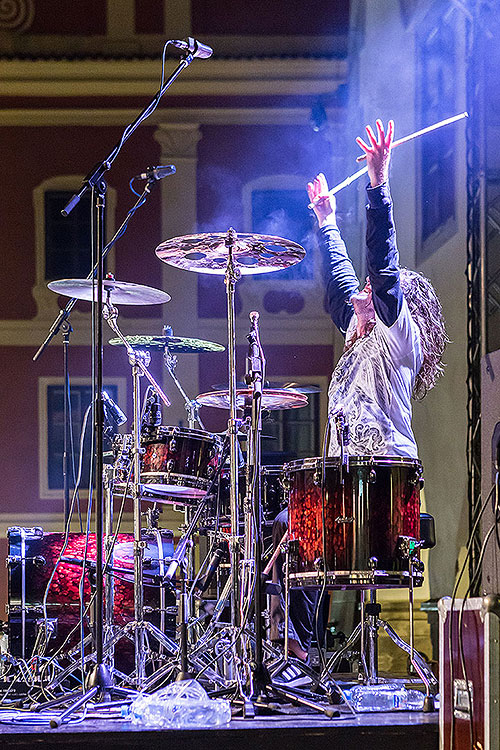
[271,119,447,664]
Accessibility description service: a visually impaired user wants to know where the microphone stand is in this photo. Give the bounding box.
[244,312,268,699]
[38,48,198,725]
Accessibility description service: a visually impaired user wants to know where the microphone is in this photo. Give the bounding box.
[134,165,176,181]
[194,546,227,598]
[169,37,213,59]
[102,390,127,427]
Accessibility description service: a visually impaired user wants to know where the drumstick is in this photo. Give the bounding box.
[308,111,468,204]
[355,111,468,162]
[263,530,289,577]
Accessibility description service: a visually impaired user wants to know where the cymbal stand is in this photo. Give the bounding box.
[224,229,242,634]
[162,326,205,430]
[102,303,178,689]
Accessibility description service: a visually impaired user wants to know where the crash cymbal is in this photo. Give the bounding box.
[155,231,305,276]
[197,388,308,411]
[108,334,225,353]
[211,381,321,394]
[47,277,170,305]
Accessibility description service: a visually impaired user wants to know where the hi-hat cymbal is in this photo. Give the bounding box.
[155,231,305,276]
[108,334,225,353]
[197,388,308,411]
[47,277,170,305]
[211,381,321,394]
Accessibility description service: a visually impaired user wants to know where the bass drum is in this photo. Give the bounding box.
[285,456,423,589]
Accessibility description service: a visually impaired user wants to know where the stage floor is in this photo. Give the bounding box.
[0,707,438,750]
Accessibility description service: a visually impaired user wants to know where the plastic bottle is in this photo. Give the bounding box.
[127,679,232,728]
[343,683,425,712]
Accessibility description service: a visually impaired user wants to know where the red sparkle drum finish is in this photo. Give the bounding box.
[286,456,423,589]
[140,426,223,501]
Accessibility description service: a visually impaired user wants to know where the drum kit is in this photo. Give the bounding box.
[22,226,437,710]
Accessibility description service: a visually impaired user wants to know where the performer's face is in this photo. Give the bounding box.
[350,277,374,316]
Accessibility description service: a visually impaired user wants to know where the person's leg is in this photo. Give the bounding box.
[269,507,318,661]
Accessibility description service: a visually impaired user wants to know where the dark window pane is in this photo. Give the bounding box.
[44,190,93,281]
[47,384,118,491]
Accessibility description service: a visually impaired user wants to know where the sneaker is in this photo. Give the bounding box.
[271,660,313,689]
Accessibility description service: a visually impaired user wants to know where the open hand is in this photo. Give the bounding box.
[356,119,394,187]
[307,172,336,228]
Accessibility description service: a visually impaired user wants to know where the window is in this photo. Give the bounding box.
[44,190,93,281]
[39,377,126,498]
[262,391,321,463]
[33,177,116,319]
[251,189,315,281]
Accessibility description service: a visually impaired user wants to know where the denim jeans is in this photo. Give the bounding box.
[269,507,319,653]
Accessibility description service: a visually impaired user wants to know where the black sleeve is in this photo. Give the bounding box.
[365,182,403,327]
[318,224,359,335]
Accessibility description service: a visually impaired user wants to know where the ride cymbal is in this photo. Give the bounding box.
[156,231,305,275]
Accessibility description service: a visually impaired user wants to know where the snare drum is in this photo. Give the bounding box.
[285,456,423,589]
[140,426,223,501]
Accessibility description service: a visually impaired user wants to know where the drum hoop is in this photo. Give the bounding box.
[284,455,422,472]
[140,472,210,488]
[262,465,283,475]
[142,426,223,446]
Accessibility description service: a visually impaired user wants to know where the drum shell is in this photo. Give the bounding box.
[141,426,222,495]
[286,457,422,585]
[7,527,175,660]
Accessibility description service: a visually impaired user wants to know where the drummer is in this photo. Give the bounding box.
[271,119,447,670]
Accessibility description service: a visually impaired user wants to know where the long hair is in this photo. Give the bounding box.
[399,268,448,400]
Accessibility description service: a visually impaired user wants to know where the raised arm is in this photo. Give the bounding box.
[307,173,359,335]
[356,119,402,327]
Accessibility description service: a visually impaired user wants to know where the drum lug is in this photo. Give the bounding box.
[169,438,177,452]
[287,539,299,572]
[368,556,378,570]
[368,469,377,484]
[313,557,324,571]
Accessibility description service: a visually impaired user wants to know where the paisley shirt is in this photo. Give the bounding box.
[321,183,422,458]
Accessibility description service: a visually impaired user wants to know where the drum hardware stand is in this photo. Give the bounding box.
[30,48,202,721]
[162,326,205,430]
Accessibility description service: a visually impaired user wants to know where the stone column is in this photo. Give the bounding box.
[154,123,202,426]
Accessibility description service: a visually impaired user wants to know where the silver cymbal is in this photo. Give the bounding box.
[47,277,171,305]
[155,231,305,276]
[197,388,308,411]
[109,334,225,353]
[211,381,321,394]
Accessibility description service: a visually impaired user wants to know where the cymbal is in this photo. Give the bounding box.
[47,277,170,305]
[197,388,308,411]
[155,231,305,276]
[108,334,225,353]
[211,381,321,394]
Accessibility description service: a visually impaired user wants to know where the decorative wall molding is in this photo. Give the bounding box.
[0,107,342,128]
[0,57,346,98]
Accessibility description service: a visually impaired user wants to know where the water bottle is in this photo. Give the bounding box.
[127,679,232,728]
[344,683,425,712]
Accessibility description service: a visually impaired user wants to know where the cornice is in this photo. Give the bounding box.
[0,57,347,97]
[0,106,343,127]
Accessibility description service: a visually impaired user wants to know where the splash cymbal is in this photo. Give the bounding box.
[155,231,305,276]
[197,388,308,411]
[47,277,170,305]
[108,334,225,353]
